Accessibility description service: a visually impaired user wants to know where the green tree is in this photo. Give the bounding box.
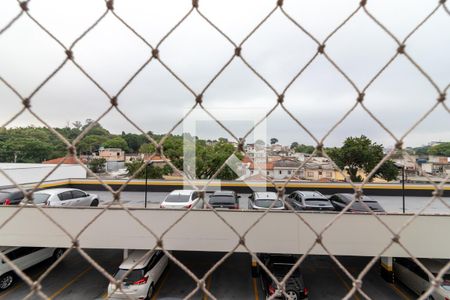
[294,144,314,154]
[428,143,450,156]
[327,135,399,182]
[122,133,147,153]
[78,135,108,154]
[103,136,129,152]
[125,160,172,179]
[270,138,278,145]
[88,158,106,173]
[290,142,299,149]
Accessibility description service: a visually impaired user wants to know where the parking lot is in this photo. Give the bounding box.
[0,249,416,300]
[96,191,450,214]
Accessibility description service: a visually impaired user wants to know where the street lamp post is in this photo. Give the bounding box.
[401,165,405,213]
[395,162,406,213]
[144,161,151,209]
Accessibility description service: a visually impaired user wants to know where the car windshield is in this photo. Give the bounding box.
[114,269,144,284]
[210,196,235,203]
[255,199,283,208]
[164,194,191,203]
[33,193,50,204]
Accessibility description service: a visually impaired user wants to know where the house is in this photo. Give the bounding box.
[43,156,85,165]
[125,153,143,163]
[98,148,125,162]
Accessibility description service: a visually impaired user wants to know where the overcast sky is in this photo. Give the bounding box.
[0,0,449,148]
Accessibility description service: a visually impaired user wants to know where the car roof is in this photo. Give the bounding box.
[212,191,234,196]
[0,246,18,253]
[0,188,22,194]
[119,250,156,269]
[169,190,197,196]
[34,188,80,195]
[254,192,278,200]
[296,191,326,198]
[337,193,374,201]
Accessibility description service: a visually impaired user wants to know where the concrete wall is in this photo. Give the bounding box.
[0,163,86,187]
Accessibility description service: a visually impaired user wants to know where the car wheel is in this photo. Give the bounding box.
[286,290,298,300]
[0,273,15,291]
[90,199,99,207]
[53,248,65,260]
[146,283,154,299]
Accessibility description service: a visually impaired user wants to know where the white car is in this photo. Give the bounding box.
[0,247,65,290]
[160,190,203,209]
[108,250,168,299]
[28,188,99,207]
[394,258,450,299]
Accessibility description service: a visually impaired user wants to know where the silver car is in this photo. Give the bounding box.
[27,188,99,207]
[394,258,450,299]
[286,191,334,211]
[248,192,285,210]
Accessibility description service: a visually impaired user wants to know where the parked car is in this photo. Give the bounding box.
[108,250,168,299]
[160,190,204,209]
[208,191,240,209]
[329,193,385,212]
[285,191,334,211]
[26,188,99,207]
[259,254,309,300]
[0,188,26,206]
[248,192,285,210]
[394,258,450,299]
[0,247,65,291]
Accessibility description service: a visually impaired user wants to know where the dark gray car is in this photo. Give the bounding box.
[286,191,334,211]
[259,254,309,300]
[0,189,26,206]
[208,191,240,209]
[329,193,385,212]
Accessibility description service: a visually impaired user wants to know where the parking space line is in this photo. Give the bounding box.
[0,267,48,299]
[331,267,360,300]
[49,266,92,299]
[389,284,412,300]
[252,277,259,300]
[202,275,212,300]
[151,266,171,300]
[0,283,22,299]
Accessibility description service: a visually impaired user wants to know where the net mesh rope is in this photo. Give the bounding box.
[0,0,449,299]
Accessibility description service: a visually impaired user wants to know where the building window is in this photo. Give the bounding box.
[117,152,120,156]
[307,172,314,177]
[288,170,291,175]
[319,171,322,176]
[267,171,270,175]
[279,170,282,174]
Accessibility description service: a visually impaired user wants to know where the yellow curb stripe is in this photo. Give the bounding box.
[202,275,212,300]
[252,277,259,300]
[331,267,361,300]
[151,266,171,300]
[49,266,92,299]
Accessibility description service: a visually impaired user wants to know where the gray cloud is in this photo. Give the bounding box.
[1,0,449,147]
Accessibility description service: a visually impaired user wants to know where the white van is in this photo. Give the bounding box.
[394,258,450,299]
[0,247,64,291]
[108,250,168,299]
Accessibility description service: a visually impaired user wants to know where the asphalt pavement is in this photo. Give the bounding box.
[0,250,416,300]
